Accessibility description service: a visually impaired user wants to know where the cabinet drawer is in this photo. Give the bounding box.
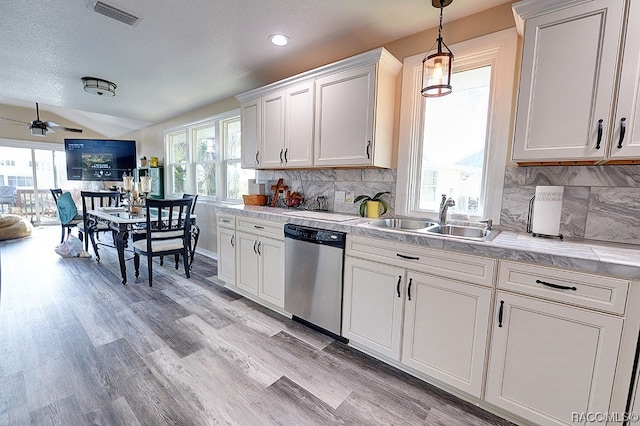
[217,213,236,229]
[346,235,495,287]
[498,260,629,314]
[236,216,283,240]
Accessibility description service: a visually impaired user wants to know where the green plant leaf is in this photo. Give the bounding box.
[379,199,388,215]
[353,195,371,204]
[372,191,391,201]
[359,202,367,217]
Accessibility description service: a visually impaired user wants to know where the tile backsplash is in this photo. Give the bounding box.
[257,165,640,245]
[501,165,640,244]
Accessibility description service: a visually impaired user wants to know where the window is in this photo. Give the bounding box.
[396,29,517,223]
[165,110,254,201]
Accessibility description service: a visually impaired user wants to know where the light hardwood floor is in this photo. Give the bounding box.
[0,226,514,425]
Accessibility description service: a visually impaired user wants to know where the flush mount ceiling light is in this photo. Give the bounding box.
[421,0,454,97]
[81,76,117,97]
[269,34,290,46]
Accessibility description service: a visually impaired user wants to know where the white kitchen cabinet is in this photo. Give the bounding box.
[511,0,626,162]
[485,260,630,426]
[240,98,261,168]
[234,217,285,308]
[314,54,399,167]
[261,82,314,169]
[237,47,400,169]
[342,256,405,360]
[401,272,492,398]
[485,292,623,426]
[216,213,236,285]
[343,235,494,398]
[609,0,640,160]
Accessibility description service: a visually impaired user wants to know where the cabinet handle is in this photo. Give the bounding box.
[230,235,235,247]
[407,278,413,301]
[366,140,371,159]
[284,148,288,163]
[397,253,420,261]
[596,119,603,150]
[535,279,577,291]
[279,148,284,164]
[498,300,504,327]
[255,151,260,164]
[396,275,402,298]
[222,219,231,223]
[617,117,627,149]
[257,241,262,255]
[254,225,264,229]
[253,240,257,253]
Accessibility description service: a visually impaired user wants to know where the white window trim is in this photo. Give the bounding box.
[164,109,240,200]
[395,28,517,224]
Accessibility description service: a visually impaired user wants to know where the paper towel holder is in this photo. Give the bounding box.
[526,195,563,240]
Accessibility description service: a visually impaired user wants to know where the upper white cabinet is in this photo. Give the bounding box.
[240,98,261,168]
[511,0,627,163]
[237,48,400,169]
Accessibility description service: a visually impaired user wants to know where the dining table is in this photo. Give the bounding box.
[86,207,198,284]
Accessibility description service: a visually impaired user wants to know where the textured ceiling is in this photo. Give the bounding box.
[0,0,512,137]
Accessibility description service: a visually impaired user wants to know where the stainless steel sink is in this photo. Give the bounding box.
[424,224,493,240]
[369,218,436,230]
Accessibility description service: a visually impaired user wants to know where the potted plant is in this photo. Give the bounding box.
[354,191,390,218]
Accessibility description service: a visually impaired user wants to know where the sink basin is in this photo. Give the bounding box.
[425,224,493,240]
[369,218,436,230]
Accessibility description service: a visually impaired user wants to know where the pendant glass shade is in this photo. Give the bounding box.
[421,42,453,97]
[421,0,454,97]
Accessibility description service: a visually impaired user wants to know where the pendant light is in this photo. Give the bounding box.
[421,0,454,97]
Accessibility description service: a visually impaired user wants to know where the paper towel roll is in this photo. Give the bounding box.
[532,186,564,236]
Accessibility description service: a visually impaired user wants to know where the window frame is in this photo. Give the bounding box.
[395,28,517,224]
[164,109,245,202]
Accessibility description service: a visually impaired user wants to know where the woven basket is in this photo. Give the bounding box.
[242,194,268,206]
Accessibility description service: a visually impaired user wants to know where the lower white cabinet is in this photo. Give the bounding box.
[342,254,492,398]
[485,292,623,426]
[401,272,492,397]
[216,227,236,285]
[236,230,285,308]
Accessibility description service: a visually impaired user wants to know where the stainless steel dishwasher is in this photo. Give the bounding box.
[284,223,347,340]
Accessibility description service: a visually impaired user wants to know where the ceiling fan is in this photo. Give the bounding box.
[0,103,83,136]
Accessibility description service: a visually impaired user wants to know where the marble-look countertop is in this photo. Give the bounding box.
[215,204,640,280]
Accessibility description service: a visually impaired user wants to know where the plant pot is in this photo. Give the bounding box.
[366,200,382,218]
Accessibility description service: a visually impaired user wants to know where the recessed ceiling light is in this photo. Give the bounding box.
[269,34,290,47]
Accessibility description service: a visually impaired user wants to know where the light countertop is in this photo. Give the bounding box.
[215,204,640,280]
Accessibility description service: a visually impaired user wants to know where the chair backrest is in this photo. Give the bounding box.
[144,198,194,252]
[80,191,120,220]
[50,188,63,204]
[182,193,198,214]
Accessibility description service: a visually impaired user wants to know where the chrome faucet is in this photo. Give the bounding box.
[439,194,456,224]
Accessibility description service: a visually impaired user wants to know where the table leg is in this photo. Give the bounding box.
[115,230,129,285]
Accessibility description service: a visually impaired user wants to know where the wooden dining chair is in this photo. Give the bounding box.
[182,193,200,267]
[132,197,194,286]
[78,191,121,258]
[51,188,83,243]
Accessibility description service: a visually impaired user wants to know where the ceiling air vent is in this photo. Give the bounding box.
[93,1,140,26]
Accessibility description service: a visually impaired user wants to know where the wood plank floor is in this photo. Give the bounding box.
[0,226,515,425]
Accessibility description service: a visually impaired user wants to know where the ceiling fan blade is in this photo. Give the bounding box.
[0,117,30,125]
[45,121,83,133]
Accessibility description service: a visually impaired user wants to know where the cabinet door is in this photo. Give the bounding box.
[240,99,261,168]
[485,292,623,426]
[610,0,640,159]
[257,237,285,308]
[149,167,163,198]
[401,272,491,398]
[216,227,236,285]
[235,231,259,295]
[342,257,405,360]
[512,0,625,161]
[284,82,314,167]
[314,64,376,166]
[261,91,286,168]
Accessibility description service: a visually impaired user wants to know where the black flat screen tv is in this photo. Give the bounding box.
[64,139,136,181]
